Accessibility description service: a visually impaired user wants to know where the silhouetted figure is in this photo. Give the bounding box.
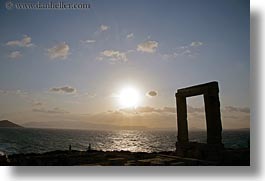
[87,143,91,152]
[175,142,178,152]
[69,144,71,151]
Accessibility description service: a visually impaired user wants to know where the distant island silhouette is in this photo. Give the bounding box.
[0,120,23,128]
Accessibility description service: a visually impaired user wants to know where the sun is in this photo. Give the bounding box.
[118,86,141,108]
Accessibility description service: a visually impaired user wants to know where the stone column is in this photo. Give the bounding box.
[176,93,189,143]
[203,84,222,144]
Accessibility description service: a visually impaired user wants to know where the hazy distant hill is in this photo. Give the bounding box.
[0,120,23,128]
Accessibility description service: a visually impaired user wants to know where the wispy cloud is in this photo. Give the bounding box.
[81,39,96,44]
[137,40,158,53]
[98,50,128,62]
[100,24,109,32]
[9,104,249,130]
[119,106,176,114]
[74,92,96,99]
[8,51,22,59]
[0,89,28,96]
[162,41,204,60]
[190,41,203,47]
[83,92,97,98]
[50,86,76,94]
[187,106,204,113]
[47,42,70,59]
[32,101,43,106]
[32,107,69,114]
[126,33,134,39]
[118,106,204,115]
[6,35,34,47]
[225,106,250,113]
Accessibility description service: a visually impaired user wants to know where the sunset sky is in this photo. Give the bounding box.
[0,0,250,130]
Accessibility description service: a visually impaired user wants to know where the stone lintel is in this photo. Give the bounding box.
[176,81,219,98]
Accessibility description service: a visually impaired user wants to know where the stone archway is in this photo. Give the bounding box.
[175,82,222,144]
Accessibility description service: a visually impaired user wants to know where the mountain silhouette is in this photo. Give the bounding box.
[0,120,23,128]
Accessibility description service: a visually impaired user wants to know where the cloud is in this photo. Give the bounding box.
[161,53,179,60]
[175,46,192,56]
[74,92,96,99]
[0,90,9,95]
[134,106,157,113]
[225,106,250,113]
[32,107,69,114]
[190,41,203,47]
[146,90,158,97]
[126,33,134,39]
[0,89,28,96]
[47,42,70,59]
[32,102,43,106]
[119,106,176,114]
[83,93,97,98]
[187,106,204,113]
[162,41,204,60]
[100,24,109,32]
[186,105,250,114]
[8,104,249,130]
[6,35,34,47]
[119,106,202,115]
[182,49,191,55]
[99,50,128,62]
[50,86,76,94]
[137,40,158,53]
[8,51,22,59]
[162,107,176,113]
[81,39,96,44]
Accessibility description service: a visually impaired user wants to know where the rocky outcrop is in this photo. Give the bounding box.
[0,149,250,166]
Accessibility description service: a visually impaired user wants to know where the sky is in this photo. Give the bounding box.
[0,0,250,130]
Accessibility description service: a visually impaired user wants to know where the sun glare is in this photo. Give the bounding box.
[118,86,141,108]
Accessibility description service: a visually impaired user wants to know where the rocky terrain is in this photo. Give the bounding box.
[0,147,250,166]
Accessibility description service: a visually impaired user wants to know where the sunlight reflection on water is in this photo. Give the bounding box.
[0,128,249,155]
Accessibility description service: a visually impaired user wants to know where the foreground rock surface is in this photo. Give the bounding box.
[0,148,249,166]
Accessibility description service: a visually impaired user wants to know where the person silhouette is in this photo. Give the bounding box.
[69,144,72,151]
[87,143,91,152]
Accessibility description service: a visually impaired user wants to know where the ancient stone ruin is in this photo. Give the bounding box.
[175,81,222,144]
[174,82,224,160]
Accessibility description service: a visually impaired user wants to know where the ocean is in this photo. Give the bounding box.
[0,128,250,155]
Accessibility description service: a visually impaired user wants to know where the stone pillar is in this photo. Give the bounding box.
[176,93,189,143]
[203,83,222,144]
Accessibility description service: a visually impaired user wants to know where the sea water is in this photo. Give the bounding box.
[0,128,250,155]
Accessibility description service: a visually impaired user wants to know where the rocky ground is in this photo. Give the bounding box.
[0,148,250,166]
